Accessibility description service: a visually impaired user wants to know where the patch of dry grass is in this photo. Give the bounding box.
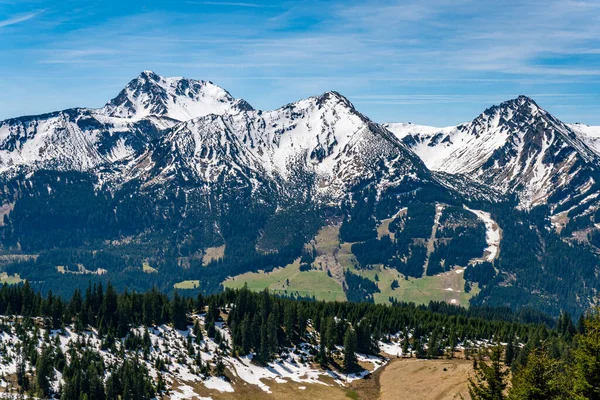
[203,245,226,265]
[379,358,473,400]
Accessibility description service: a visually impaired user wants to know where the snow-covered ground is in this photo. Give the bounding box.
[464,207,501,262]
[0,315,387,398]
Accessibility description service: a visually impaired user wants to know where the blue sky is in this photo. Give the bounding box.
[1,0,600,126]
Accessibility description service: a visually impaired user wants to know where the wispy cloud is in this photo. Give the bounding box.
[2,0,600,125]
[187,1,277,7]
[0,10,43,28]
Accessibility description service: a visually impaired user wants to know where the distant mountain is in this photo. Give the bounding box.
[0,71,251,175]
[385,96,600,214]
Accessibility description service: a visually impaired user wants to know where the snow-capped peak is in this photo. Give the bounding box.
[314,91,357,110]
[119,88,429,201]
[386,96,600,209]
[101,71,253,121]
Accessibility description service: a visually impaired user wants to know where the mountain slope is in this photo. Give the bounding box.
[4,72,600,317]
[386,97,600,211]
[0,109,169,174]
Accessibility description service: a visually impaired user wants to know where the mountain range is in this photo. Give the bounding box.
[1,71,600,316]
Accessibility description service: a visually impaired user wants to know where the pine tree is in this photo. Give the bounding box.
[206,321,216,338]
[259,321,269,364]
[413,337,426,358]
[171,290,188,330]
[193,321,203,344]
[468,346,508,400]
[356,321,376,355]
[427,329,441,358]
[16,350,28,393]
[35,345,53,397]
[214,354,225,377]
[284,303,296,342]
[401,335,409,357]
[318,325,328,367]
[240,314,251,355]
[508,347,569,400]
[447,328,457,359]
[297,305,307,339]
[325,317,337,358]
[573,306,600,400]
[505,337,515,367]
[343,326,359,373]
[266,312,278,355]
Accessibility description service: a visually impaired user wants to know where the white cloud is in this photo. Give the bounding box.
[0,10,43,28]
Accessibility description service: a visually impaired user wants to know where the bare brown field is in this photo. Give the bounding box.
[379,358,473,400]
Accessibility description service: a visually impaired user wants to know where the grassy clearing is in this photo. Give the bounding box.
[142,262,158,273]
[309,225,357,284]
[382,269,478,306]
[174,280,200,289]
[224,259,345,302]
[312,225,340,255]
[347,261,477,307]
[0,272,22,285]
[377,219,394,240]
[224,219,479,307]
[203,245,226,265]
[377,207,406,240]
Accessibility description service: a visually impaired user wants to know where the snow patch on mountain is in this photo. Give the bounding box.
[569,123,600,156]
[464,207,501,262]
[383,122,465,171]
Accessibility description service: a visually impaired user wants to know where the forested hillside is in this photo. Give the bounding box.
[0,282,597,399]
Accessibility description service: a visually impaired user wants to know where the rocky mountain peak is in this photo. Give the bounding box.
[101,72,251,121]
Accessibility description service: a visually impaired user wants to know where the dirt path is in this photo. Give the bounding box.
[424,204,444,276]
[379,358,473,400]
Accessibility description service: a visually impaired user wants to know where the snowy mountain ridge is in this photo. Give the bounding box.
[112,88,431,202]
[3,72,600,214]
[0,71,252,176]
[385,96,600,210]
